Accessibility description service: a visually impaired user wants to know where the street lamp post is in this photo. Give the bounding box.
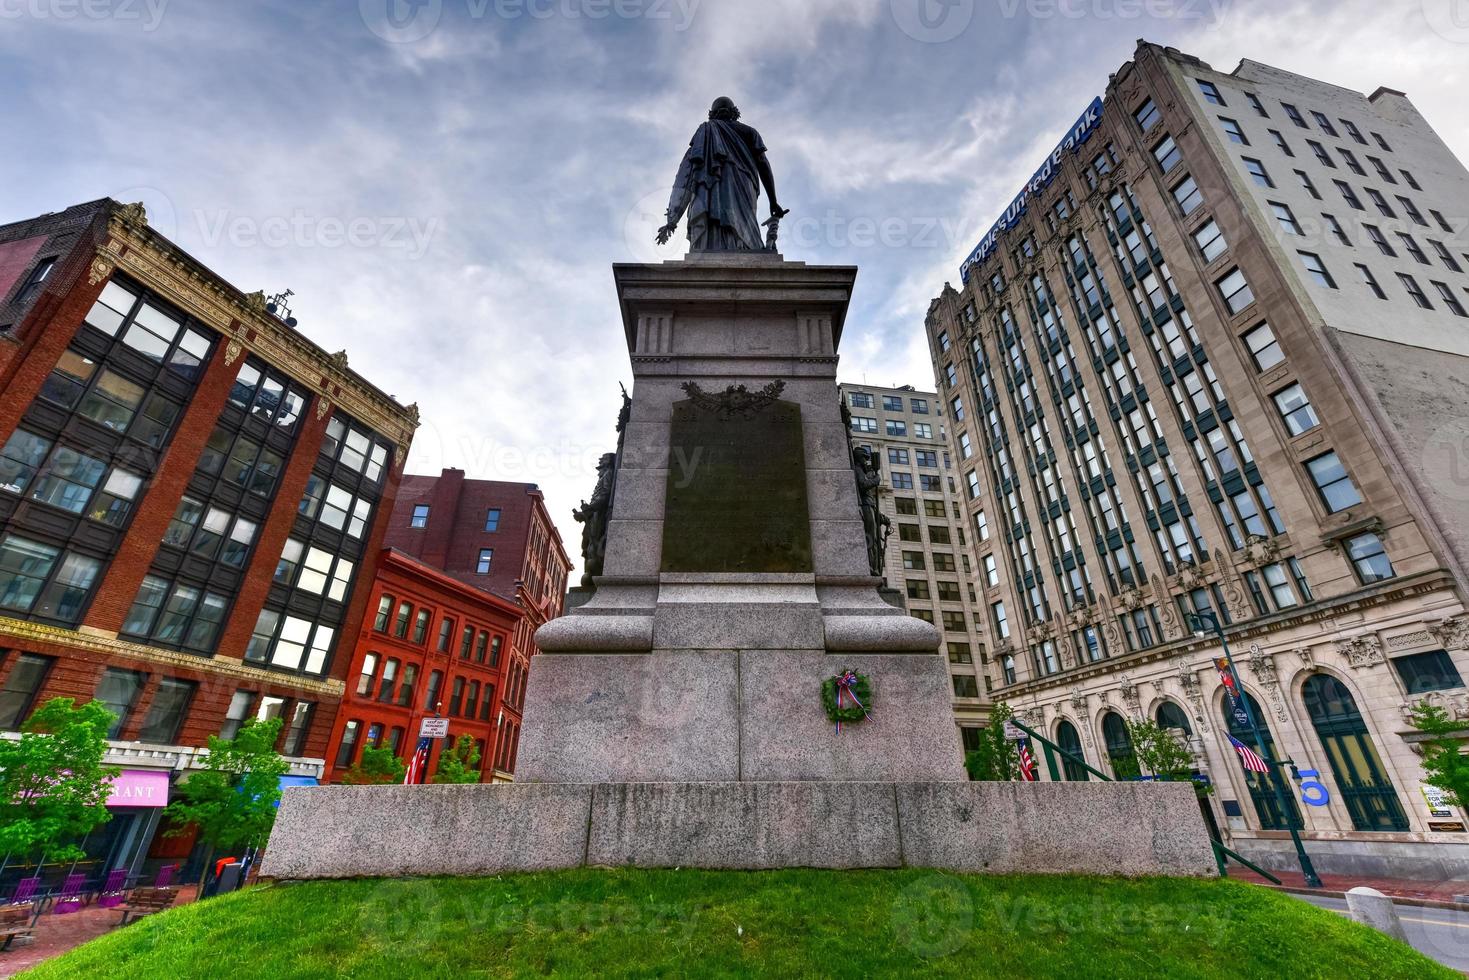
[1190,609,1323,889]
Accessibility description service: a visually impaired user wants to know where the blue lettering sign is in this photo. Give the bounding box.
[960,96,1105,283]
[1296,768,1331,807]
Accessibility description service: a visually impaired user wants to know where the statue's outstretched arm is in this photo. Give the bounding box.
[658,152,696,244]
[757,154,785,218]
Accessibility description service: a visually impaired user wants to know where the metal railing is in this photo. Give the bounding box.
[1006,717,1282,885]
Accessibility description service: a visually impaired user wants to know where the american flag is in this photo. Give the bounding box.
[1017,738,1037,782]
[1227,734,1270,774]
[404,736,433,785]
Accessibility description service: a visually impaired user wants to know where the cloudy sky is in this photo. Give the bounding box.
[3,0,1466,567]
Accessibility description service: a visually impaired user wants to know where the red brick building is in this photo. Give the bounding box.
[323,548,526,783]
[0,199,418,876]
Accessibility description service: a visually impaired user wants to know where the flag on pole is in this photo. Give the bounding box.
[1227,734,1269,774]
[404,736,433,784]
[1017,738,1037,782]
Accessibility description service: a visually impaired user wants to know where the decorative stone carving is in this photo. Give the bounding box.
[1101,618,1123,654]
[1117,674,1141,716]
[1069,686,1088,713]
[1400,690,1469,725]
[1068,606,1094,631]
[852,447,891,579]
[224,339,244,366]
[1117,585,1146,611]
[393,444,406,468]
[1176,666,1211,734]
[1337,634,1386,669]
[1027,620,1054,645]
[1294,646,1317,671]
[1387,631,1435,651]
[1238,534,1281,568]
[680,380,786,419]
[573,453,617,588]
[116,201,148,226]
[1222,579,1252,625]
[87,256,115,286]
[1154,575,1184,641]
[1172,562,1207,592]
[1246,643,1289,722]
[1429,616,1469,651]
[315,398,331,422]
[241,290,269,313]
[329,350,350,371]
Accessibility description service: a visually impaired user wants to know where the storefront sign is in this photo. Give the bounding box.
[1423,785,1455,819]
[1002,720,1026,741]
[419,717,451,739]
[959,95,1105,282]
[1295,769,1330,807]
[106,769,170,808]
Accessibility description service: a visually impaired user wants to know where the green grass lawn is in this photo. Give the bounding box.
[23,869,1449,979]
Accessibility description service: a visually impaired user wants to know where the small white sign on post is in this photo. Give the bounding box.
[419,717,450,739]
[1002,720,1026,741]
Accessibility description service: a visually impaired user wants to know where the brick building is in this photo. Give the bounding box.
[0,199,418,876]
[925,41,1469,877]
[323,548,525,783]
[838,382,991,735]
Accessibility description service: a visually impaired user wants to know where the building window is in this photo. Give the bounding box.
[437,616,454,652]
[227,360,307,432]
[1355,264,1387,300]
[910,398,928,414]
[848,391,873,409]
[397,664,419,708]
[1270,202,1302,235]
[1171,174,1203,216]
[886,419,907,437]
[1269,129,1292,156]
[484,508,501,532]
[377,658,400,702]
[283,701,314,755]
[891,472,913,490]
[1281,102,1306,128]
[1193,219,1226,262]
[1433,282,1469,317]
[1152,135,1181,172]
[1334,180,1364,210]
[1196,79,1225,105]
[244,612,335,675]
[1393,651,1464,695]
[1219,116,1248,144]
[915,422,933,439]
[898,524,921,543]
[424,670,444,712]
[120,575,229,653]
[942,611,967,633]
[335,720,362,768]
[220,690,253,740]
[906,579,930,600]
[1339,148,1365,175]
[1242,158,1273,188]
[459,625,475,659]
[1397,273,1433,309]
[1430,240,1463,273]
[1305,452,1362,513]
[952,675,980,698]
[137,678,195,744]
[1295,170,1320,199]
[373,594,393,632]
[1216,268,1254,315]
[356,652,379,697]
[894,497,917,515]
[1398,232,1429,265]
[95,668,146,739]
[0,653,53,730]
[1364,187,1394,217]
[1342,118,1366,143]
[1345,532,1394,584]
[392,601,413,638]
[888,448,909,466]
[1273,383,1319,435]
[975,510,989,541]
[982,554,999,587]
[410,504,430,528]
[850,416,877,434]
[1297,250,1336,288]
[412,608,431,644]
[1134,98,1161,133]
[1245,92,1268,117]
[0,535,102,625]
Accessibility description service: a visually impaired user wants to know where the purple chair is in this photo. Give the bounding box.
[153,864,177,888]
[96,869,129,908]
[7,878,40,907]
[50,873,86,914]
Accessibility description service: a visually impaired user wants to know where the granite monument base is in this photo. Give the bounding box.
[260,780,1217,879]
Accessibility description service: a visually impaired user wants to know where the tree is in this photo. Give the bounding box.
[342,744,407,785]
[1126,718,1208,795]
[165,717,289,888]
[431,735,482,784]
[963,701,1020,781]
[1410,702,1469,808]
[0,698,119,865]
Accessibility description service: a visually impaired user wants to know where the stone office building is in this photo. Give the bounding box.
[0,198,417,875]
[925,41,1469,877]
[838,382,991,735]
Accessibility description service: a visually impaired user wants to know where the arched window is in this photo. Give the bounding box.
[1220,691,1300,829]
[1156,701,1192,736]
[1101,712,1138,779]
[1055,719,1089,781]
[372,594,393,632]
[1302,675,1409,831]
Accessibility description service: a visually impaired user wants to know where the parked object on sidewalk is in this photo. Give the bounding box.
[1346,886,1409,943]
[49,875,85,915]
[1,904,34,950]
[116,887,178,926]
[94,870,128,909]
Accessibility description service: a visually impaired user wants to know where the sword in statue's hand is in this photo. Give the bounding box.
[762,206,791,251]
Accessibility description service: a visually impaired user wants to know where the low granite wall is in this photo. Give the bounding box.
[261,781,1215,880]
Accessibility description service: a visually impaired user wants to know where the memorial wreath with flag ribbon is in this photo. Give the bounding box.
[822,668,873,732]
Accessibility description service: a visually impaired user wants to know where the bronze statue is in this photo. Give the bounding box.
[574,453,617,587]
[657,97,788,252]
[852,447,891,579]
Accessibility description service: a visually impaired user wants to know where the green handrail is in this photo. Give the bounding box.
[1009,718,1114,781]
[1213,841,1282,884]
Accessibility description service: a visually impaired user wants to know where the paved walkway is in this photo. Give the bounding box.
[1230,868,1469,908]
[0,885,198,978]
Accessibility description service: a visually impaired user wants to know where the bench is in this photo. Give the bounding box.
[1,904,33,951]
[117,887,178,926]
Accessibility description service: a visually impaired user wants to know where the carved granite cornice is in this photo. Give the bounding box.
[0,616,345,697]
[1429,616,1469,651]
[97,205,418,450]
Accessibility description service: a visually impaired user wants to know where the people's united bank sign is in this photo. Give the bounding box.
[959,96,1105,283]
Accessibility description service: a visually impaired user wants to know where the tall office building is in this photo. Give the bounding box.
[838,382,990,735]
[925,41,1469,877]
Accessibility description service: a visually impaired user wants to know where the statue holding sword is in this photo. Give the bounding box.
[656,96,789,252]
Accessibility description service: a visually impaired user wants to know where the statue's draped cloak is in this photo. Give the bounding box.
[669,119,767,251]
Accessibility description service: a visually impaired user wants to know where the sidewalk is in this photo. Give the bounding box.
[1231,868,1469,910]
[0,885,198,978]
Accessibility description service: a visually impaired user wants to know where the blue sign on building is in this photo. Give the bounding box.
[959,96,1105,283]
